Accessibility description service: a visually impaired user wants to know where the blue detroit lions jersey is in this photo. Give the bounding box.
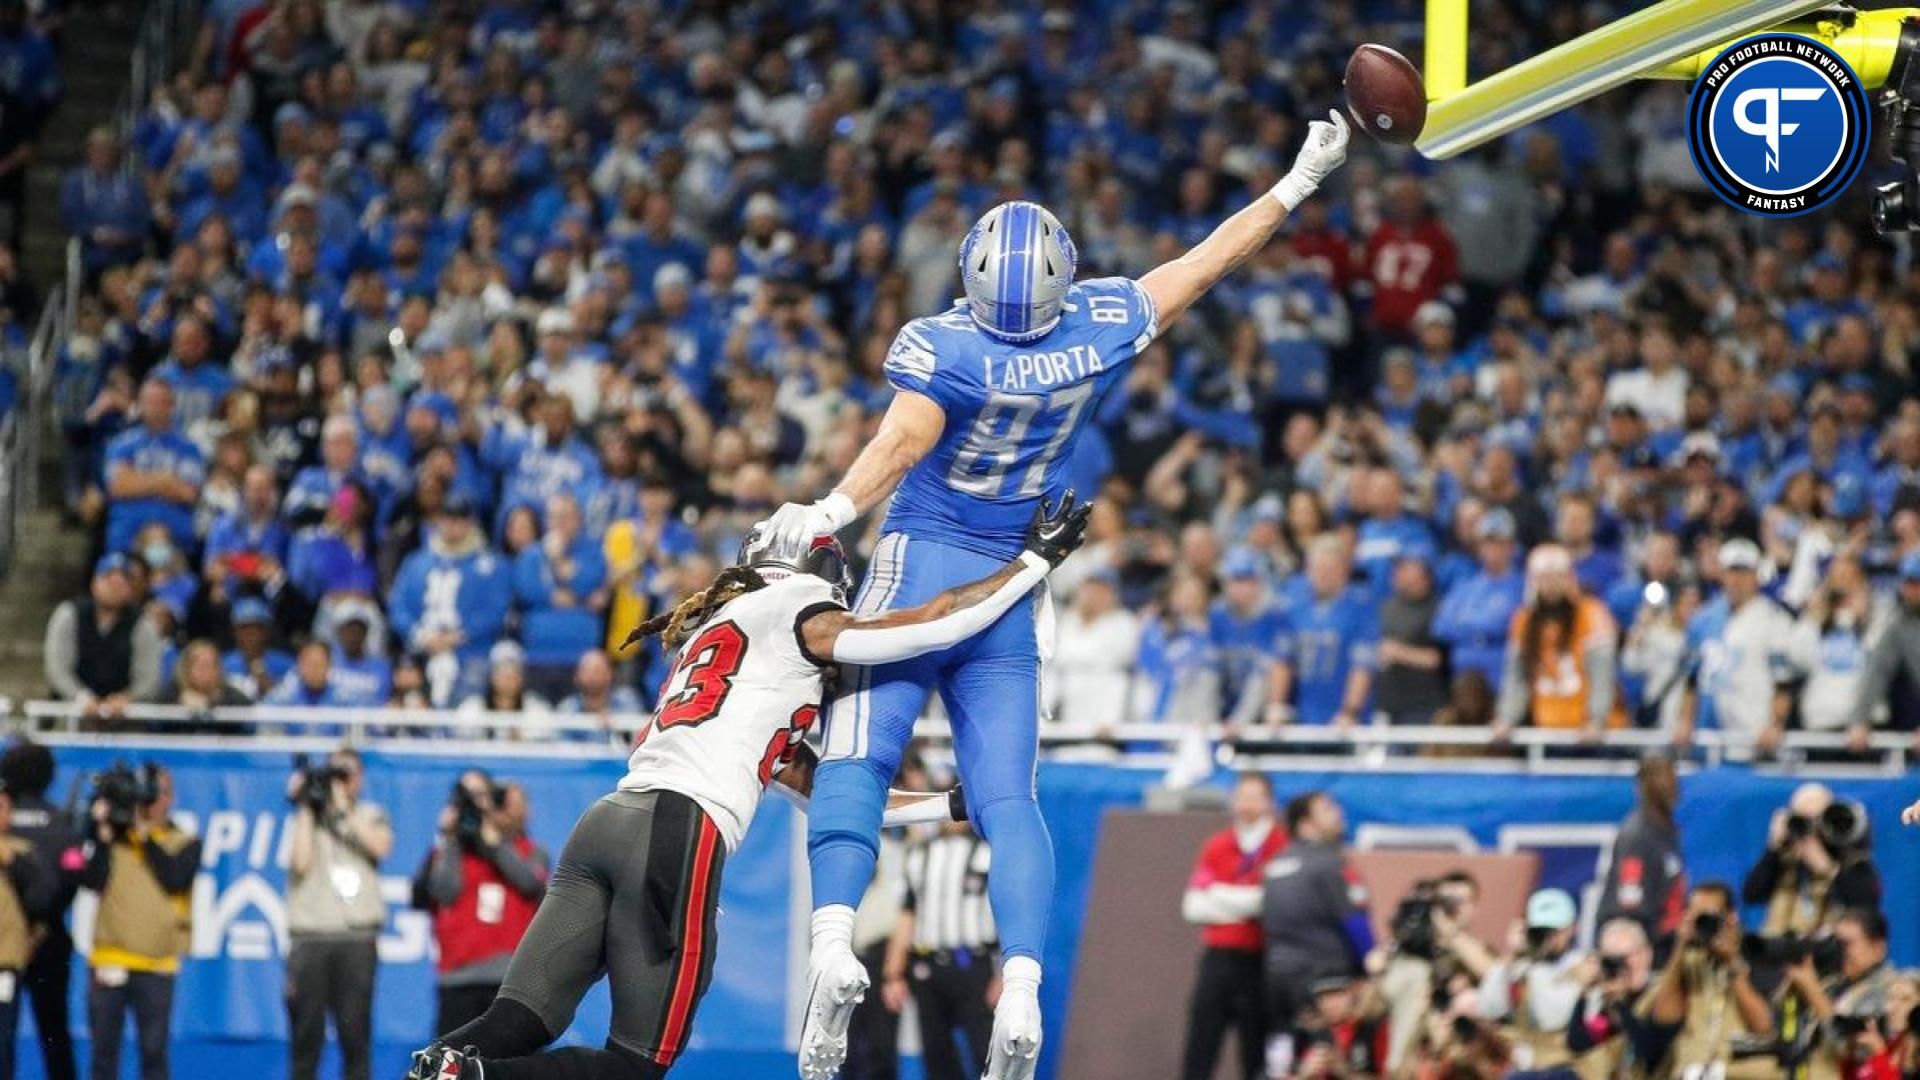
[883,277,1157,557]
[1275,579,1380,726]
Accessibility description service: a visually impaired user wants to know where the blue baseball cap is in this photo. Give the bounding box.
[1222,549,1264,580]
[440,492,478,519]
[94,553,131,578]
[232,597,273,626]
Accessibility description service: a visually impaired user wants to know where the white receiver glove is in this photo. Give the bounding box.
[1271,110,1350,212]
[762,491,857,550]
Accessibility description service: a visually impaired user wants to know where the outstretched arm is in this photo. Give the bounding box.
[764,391,947,548]
[1139,111,1349,330]
[799,494,1092,666]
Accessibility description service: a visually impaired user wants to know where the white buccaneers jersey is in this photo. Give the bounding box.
[619,573,844,852]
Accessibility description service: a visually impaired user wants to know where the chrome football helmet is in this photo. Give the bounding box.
[737,526,853,605]
[957,200,1077,343]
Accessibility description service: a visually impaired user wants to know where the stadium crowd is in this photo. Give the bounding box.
[32,0,1920,757]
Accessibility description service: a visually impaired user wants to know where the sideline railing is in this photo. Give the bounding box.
[13,701,1918,776]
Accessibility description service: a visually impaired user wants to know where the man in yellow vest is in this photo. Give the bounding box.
[77,763,200,1080]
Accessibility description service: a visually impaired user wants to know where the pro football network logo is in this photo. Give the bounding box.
[1687,33,1870,217]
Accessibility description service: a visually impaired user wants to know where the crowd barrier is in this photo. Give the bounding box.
[0,719,1913,1078]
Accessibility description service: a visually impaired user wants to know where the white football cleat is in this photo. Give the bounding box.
[982,984,1042,1080]
[797,947,869,1080]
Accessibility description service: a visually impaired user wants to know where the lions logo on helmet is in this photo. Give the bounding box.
[738,526,853,606]
[957,201,1078,344]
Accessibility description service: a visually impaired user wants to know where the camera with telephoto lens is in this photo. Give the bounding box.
[1830,1014,1882,1040]
[1691,911,1725,943]
[1390,879,1462,962]
[1598,954,1628,980]
[82,762,160,840]
[449,774,506,847]
[289,753,346,813]
[1783,800,1869,855]
[1874,18,1920,234]
[1741,932,1846,976]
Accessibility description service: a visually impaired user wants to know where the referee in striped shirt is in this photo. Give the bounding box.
[880,821,997,1080]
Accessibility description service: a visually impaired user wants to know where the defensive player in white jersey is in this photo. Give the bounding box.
[406,497,1091,1080]
[768,111,1351,1080]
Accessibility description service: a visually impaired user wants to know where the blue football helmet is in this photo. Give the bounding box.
[957,201,1078,343]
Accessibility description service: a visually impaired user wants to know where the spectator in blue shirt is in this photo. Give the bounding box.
[1209,549,1281,729]
[1268,536,1380,729]
[176,143,267,249]
[484,391,604,532]
[1434,508,1527,688]
[325,601,391,709]
[513,492,609,695]
[223,596,293,700]
[61,128,150,276]
[264,640,351,711]
[283,416,362,527]
[286,481,380,609]
[103,378,206,555]
[556,649,642,745]
[204,463,291,597]
[1352,466,1436,598]
[149,315,233,441]
[389,494,512,707]
[1556,493,1624,597]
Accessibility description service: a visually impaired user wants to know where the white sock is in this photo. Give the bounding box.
[1000,955,1042,995]
[810,905,856,957]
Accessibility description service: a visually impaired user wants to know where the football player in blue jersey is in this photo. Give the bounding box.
[765,111,1350,1080]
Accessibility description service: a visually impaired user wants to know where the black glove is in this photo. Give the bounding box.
[1024,490,1093,568]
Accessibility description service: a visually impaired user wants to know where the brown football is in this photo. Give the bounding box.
[1344,43,1427,145]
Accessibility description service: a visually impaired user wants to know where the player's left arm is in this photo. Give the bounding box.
[1138,111,1349,330]
[799,494,1091,666]
[772,742,968,827]
[763,389,947,548]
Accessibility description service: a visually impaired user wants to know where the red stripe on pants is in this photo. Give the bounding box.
[656,816,718,1064]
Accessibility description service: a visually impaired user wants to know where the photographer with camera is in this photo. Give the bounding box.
[1782,908,1901,1080]
[1644,883,1775,1080]
[1378,872,1497,1074]
[1286,974,1389,1079]
[1743,784,1881,939]
[1566,918,1663,1078]
[0,775,53,1080]
[0,739,83,1080]
[1476,888,1586,1073]
[77,762,199,1080]
[284,747,393,1080]
[414,770,548,1035]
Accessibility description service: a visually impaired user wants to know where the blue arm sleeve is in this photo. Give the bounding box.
[1342,909,1377,965]
[1170,397,1262,451]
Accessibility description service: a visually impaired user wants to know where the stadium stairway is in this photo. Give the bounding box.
[0,13,145,698]
[24,10,144,286]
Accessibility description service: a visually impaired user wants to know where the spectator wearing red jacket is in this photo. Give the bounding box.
[1179,772,1287,1080]
[1363,178,1461,341]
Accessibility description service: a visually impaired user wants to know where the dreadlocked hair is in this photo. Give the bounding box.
[622,566,769,651]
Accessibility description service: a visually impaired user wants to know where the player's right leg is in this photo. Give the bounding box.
[800,659,929,1080]
[938,597,1049,1080]
[802,534,935,1080]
